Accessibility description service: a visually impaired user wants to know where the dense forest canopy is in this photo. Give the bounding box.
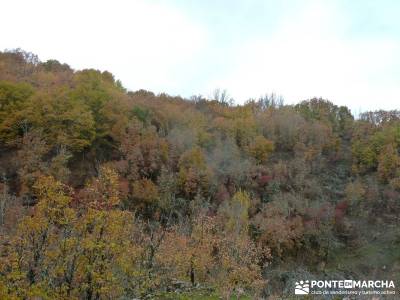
[0,49,399,299]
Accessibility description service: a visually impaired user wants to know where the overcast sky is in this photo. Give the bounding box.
[1,0,400,112]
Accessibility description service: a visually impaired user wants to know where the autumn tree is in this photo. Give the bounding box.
[247,135,274,164]
[157,213,216,287]
[79,166,120,210]
[177,147,212,199]
[377,143,399,183]
[0,81,34,144]
[0,176,75,298]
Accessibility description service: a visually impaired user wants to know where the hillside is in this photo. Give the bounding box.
[0,49,399,299]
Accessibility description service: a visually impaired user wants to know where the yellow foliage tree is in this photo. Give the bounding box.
[81,166,120,210]
[247,135,274,164]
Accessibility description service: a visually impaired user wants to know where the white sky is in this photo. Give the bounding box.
[1,0,400,112]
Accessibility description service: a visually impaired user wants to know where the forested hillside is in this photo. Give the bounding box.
[0,49,399,299]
